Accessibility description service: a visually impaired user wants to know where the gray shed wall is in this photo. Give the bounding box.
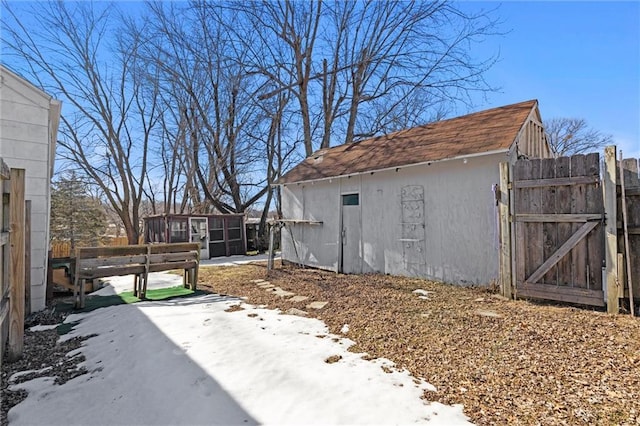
[281,152,509,285]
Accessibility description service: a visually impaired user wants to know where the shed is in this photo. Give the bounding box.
[276,100,552,285]
[143,214,246,259]
[0,65,61,312]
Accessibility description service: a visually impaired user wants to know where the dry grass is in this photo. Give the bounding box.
[198,263,640,425]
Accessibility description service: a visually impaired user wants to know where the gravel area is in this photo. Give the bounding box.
[198,263,640,426]
[1,306,92,426]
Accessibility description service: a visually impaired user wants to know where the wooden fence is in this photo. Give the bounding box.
[499,146,639,313]
[1,159,27,366]
[51,236,143,258]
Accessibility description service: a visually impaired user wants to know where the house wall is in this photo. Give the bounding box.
[281,152,509,285]
[0,67,60,312]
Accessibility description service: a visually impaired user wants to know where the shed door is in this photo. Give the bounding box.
[341,194,362,274]
[189,217,209,259]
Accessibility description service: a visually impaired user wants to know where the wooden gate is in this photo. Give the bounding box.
[512,153,605,306]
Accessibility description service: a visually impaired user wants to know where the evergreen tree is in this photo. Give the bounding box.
[50,172,107,250]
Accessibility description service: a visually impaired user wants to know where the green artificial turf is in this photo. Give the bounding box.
[55,286,203,334]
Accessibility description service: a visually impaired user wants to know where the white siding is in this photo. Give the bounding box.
[0,66,59,311]
[281,152,510,286]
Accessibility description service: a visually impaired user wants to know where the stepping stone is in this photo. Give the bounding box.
[271,287,295,298]
[306,301,328,310]
[257,282,275,289]
[475,309,502,318]
[251,279,266,284]
[289,295,309,303]
[286,308,308,317]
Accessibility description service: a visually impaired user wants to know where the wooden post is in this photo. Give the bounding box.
[192,246,200,291]
[8,168,25,361]
[24,200,31,314]
[603,146,619,313]
[498,162,512,299]
[267,223,275,272]
[46,250,54,303]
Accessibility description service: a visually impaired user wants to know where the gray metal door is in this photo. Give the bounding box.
[341,194,362,274]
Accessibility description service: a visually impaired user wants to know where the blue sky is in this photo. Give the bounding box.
[2,1,638,158]
[465,1,639,157]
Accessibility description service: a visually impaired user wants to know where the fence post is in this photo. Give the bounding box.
[498,162,512,298]
[603,146,619,313]
[8,168,25,361]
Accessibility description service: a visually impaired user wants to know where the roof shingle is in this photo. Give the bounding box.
[278,99,537,184]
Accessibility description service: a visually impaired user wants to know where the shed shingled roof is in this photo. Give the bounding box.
[278,99,538,184]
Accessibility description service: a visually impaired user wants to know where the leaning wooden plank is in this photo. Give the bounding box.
[619,153,635,316]
[525,221,599,285]
[517,283,605,307]
[603,146,619,313]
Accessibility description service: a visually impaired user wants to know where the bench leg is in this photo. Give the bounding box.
[79,279,86,309]
[133,275,138,297]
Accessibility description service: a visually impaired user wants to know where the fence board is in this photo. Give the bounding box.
[556,157,572,286]
[514,160,531,287]
[527,160,543,281]
[541,158,557,285]
[621,158,640,298]
[585,153,603,290]
[570,155,588,288]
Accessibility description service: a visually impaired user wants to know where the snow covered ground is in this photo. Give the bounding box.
[8,271,471,425]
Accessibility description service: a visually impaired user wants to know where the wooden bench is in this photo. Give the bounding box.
[73,243,200,308]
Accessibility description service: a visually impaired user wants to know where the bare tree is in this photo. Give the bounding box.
[2,1,159,244]
[544,118,613,156]
[138,1,290,216]
[236,0,500,156]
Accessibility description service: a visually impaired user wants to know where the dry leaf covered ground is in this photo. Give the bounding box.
[198,263,640,426]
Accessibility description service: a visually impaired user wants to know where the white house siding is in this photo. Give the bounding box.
[0,66,60,312]
[281,152,510,285]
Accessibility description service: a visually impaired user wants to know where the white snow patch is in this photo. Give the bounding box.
[9,287,471,425]
[340,323,350,334]
[28,324,59,332]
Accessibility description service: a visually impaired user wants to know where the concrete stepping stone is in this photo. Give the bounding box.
[306,301,328,310]
[286,308,308,317]
[475,309,502,318]
[289,295,309,303]
[257,282,274,289]
[271,287,295,298]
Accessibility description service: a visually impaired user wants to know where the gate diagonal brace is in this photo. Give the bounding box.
[525,221,599,285]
